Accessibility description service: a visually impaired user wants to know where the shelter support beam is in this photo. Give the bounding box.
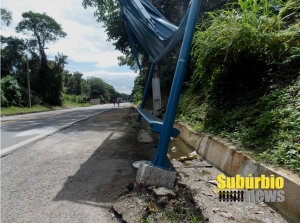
[152,0,202,169]
[152,64,162,116]
[136,63,155,122]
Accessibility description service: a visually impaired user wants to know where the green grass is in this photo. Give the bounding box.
[62,100,90,108]
[1,104,61,116]
[1,94,91,116]
[122,114,134,126]
[62,94,91,107]
[142,211,202,223]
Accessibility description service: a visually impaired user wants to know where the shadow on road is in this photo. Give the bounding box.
[53,108,157,205]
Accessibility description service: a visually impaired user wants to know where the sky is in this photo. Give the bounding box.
[1,0,138,94]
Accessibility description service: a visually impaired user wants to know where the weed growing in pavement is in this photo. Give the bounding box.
[189,213,201,223]
[141,198,203,223]
[121,114,134,126]
[160,209,202,223]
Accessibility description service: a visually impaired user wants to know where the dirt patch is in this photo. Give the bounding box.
[112,183,204,223]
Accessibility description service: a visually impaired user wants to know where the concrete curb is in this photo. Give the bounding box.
[1,109,112,158]
[175,121,300,223]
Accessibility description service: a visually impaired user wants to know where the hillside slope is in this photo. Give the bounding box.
[177,0,300,173]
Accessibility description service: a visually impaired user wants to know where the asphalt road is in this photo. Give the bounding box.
[1,106,157,223]
[1,103,130,150]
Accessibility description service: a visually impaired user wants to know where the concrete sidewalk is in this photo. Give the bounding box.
[1,107,157,223]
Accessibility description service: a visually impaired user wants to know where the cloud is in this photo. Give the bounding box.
[1,0,137,94]
[84,70,138,78]
[83,69,138,94]
[114,86,133,95]
[1,0,124,67]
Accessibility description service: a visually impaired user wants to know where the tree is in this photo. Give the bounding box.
[46,53,67,105]
[86,77,107,99]
[82,0,117,23]
[66,71,86,95]
[82,79,91,96]
[1,36,27,79]
[63,70,72,90]
[73,71,83,95]
[120,93,130,100]
[0,35,44,107]
[15,11,67,104]
[1,8,12,27]
[1,76,22,107]
[15,11,67,68]
[67,76,76,95]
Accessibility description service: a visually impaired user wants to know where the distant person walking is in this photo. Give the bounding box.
[117,98,120,107]
[114,98,116,107]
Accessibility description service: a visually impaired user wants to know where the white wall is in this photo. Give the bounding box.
[90,99,100,105]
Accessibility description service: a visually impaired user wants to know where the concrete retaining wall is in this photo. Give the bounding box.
[90,99,100,105]
[175,121,300,223]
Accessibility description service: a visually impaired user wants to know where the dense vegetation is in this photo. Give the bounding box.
[1,9,130,110]
[178,0,300,172]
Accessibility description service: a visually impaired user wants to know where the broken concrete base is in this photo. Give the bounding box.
[148,186,176,199]
[112,183,203,223]
[136,163,176,189]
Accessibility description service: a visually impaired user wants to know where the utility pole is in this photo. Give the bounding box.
[26,55,31,108]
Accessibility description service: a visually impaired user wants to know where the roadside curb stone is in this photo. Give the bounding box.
[175,121,300,223]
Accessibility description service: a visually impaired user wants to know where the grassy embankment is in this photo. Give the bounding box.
[1,94,90,116]
[177,0,300,173]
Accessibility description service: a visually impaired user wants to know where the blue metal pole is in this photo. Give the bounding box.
[124,19,141,70]
[152,0,202,168]
[136,63,155,122]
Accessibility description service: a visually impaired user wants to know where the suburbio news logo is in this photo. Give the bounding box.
[216,174,285,202]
